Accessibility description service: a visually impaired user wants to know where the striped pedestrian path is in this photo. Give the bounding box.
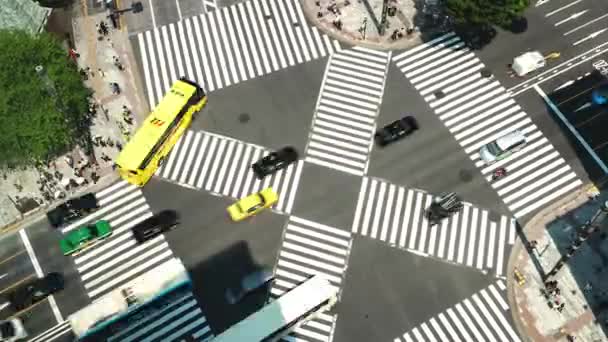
[304,47,390,176]
[393,32,583,219]
[156,129,303,214]
[134,0,342,108]
[394,280,521,342]
[352,177,517,277]
[271,215,353,342]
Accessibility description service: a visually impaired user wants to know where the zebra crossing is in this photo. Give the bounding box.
[106,291,213,342]
[28,321,72,342]
[134,0,342,108]
[60,181,176,300]
[156,129,303,214]
[271,215,353,342]
[304,47,391,176]
[352,177,517,277]
[393,32,583,219]
[394,280,521,342]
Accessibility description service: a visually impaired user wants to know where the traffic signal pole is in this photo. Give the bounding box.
[378,0,390,35]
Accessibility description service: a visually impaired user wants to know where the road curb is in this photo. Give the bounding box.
[506,180,606,341]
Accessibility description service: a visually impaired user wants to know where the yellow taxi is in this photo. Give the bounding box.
[227,188,278,222]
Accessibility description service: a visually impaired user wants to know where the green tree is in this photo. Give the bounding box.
[0,29,92,168]
[445,0,530,29]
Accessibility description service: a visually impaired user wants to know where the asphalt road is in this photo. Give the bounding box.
[0,222,81,340]
[333,237,505,342]
[142,177,287,334]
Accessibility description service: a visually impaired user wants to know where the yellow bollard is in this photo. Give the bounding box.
[514,268,526,286]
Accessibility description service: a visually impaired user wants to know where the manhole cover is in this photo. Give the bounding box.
[238,113,250,123]
[459,169,473,183]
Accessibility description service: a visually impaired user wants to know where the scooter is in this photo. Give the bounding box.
[492,167,507,181]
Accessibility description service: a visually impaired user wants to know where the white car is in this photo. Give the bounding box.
[479,131,527,164]
[0,318,27,342]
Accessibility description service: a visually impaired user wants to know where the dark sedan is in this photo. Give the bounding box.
[251,147,299,179]
[46,193,99,228]
[7,273,65,311]
[375,116,419,146]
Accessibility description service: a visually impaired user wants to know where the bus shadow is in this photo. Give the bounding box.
[187,240,272,335]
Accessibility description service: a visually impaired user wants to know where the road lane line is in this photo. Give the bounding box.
[0,250,26,267]
[0,274,35,296]
[19,229,63,323]
[175,0,182,21]
[565,13,608,36]
[534,84,608,174]
[148,0,157,28]
[545,0,583,17]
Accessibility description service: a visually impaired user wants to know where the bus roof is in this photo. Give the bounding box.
[213,275,337,342]
[115,80,197,171]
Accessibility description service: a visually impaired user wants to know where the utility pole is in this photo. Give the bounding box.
[544,201,608,281]
[378,0,390,35]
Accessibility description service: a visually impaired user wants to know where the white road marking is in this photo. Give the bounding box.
[546,0,583,17]
[565,13,608,36]
[555,10,588,26]
[573,28,608,46]
[148,0,157,28]
[19,229,63,323]
[175,0,182,21]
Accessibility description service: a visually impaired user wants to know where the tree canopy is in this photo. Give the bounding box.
[445,0,530,30]
[0,29,92,168]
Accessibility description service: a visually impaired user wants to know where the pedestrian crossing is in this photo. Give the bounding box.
[29,321,72,342]
[106,291,213,342]
[304,47,390,176]
[156,129,303,214]
[271,215,352,342]
[134,0,342,108]
[393,32,583,219]
[394,280,521,342]
[60,181,175,301]
[352,177,517,277]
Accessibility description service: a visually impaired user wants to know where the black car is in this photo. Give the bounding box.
[375,116,419,146]
[7,273,64,311]
[46,193,100,228]
[251,147,299,179]
[131,210,180,243]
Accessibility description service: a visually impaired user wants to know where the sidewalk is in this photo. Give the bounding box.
[300,0,453,50]
[0,1,147,232]
[508,183,608,342]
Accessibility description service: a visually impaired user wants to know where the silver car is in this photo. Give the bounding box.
[479,130,527,164]
[0,318,27,342]
[226,268,274,304]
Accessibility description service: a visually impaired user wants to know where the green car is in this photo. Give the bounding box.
[60,220,112,255]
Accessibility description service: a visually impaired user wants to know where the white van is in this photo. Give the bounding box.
[479,130,527,164]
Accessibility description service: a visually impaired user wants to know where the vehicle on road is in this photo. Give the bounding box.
[115,78,207,187]
[375,116,418,146]
[0,318,27,342]
[227,188,278,222]
[68,258,191,340]
[592,85,608,105]
[46,193,99,228]
[60,220,112,255]
[479,130,527,164]
[251,147,299,179]
[226,268,274,304]
[7,273,64,311]
[214,275,337,342]
[131,210,180,243]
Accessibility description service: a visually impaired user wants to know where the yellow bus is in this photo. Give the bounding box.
[115,78,207,186]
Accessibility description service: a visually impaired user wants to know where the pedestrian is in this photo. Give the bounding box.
[111,82,121,95]
[566,334,575,341]
[557,303,565,313]
[98,68,105,78]
[584,282,593,292]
